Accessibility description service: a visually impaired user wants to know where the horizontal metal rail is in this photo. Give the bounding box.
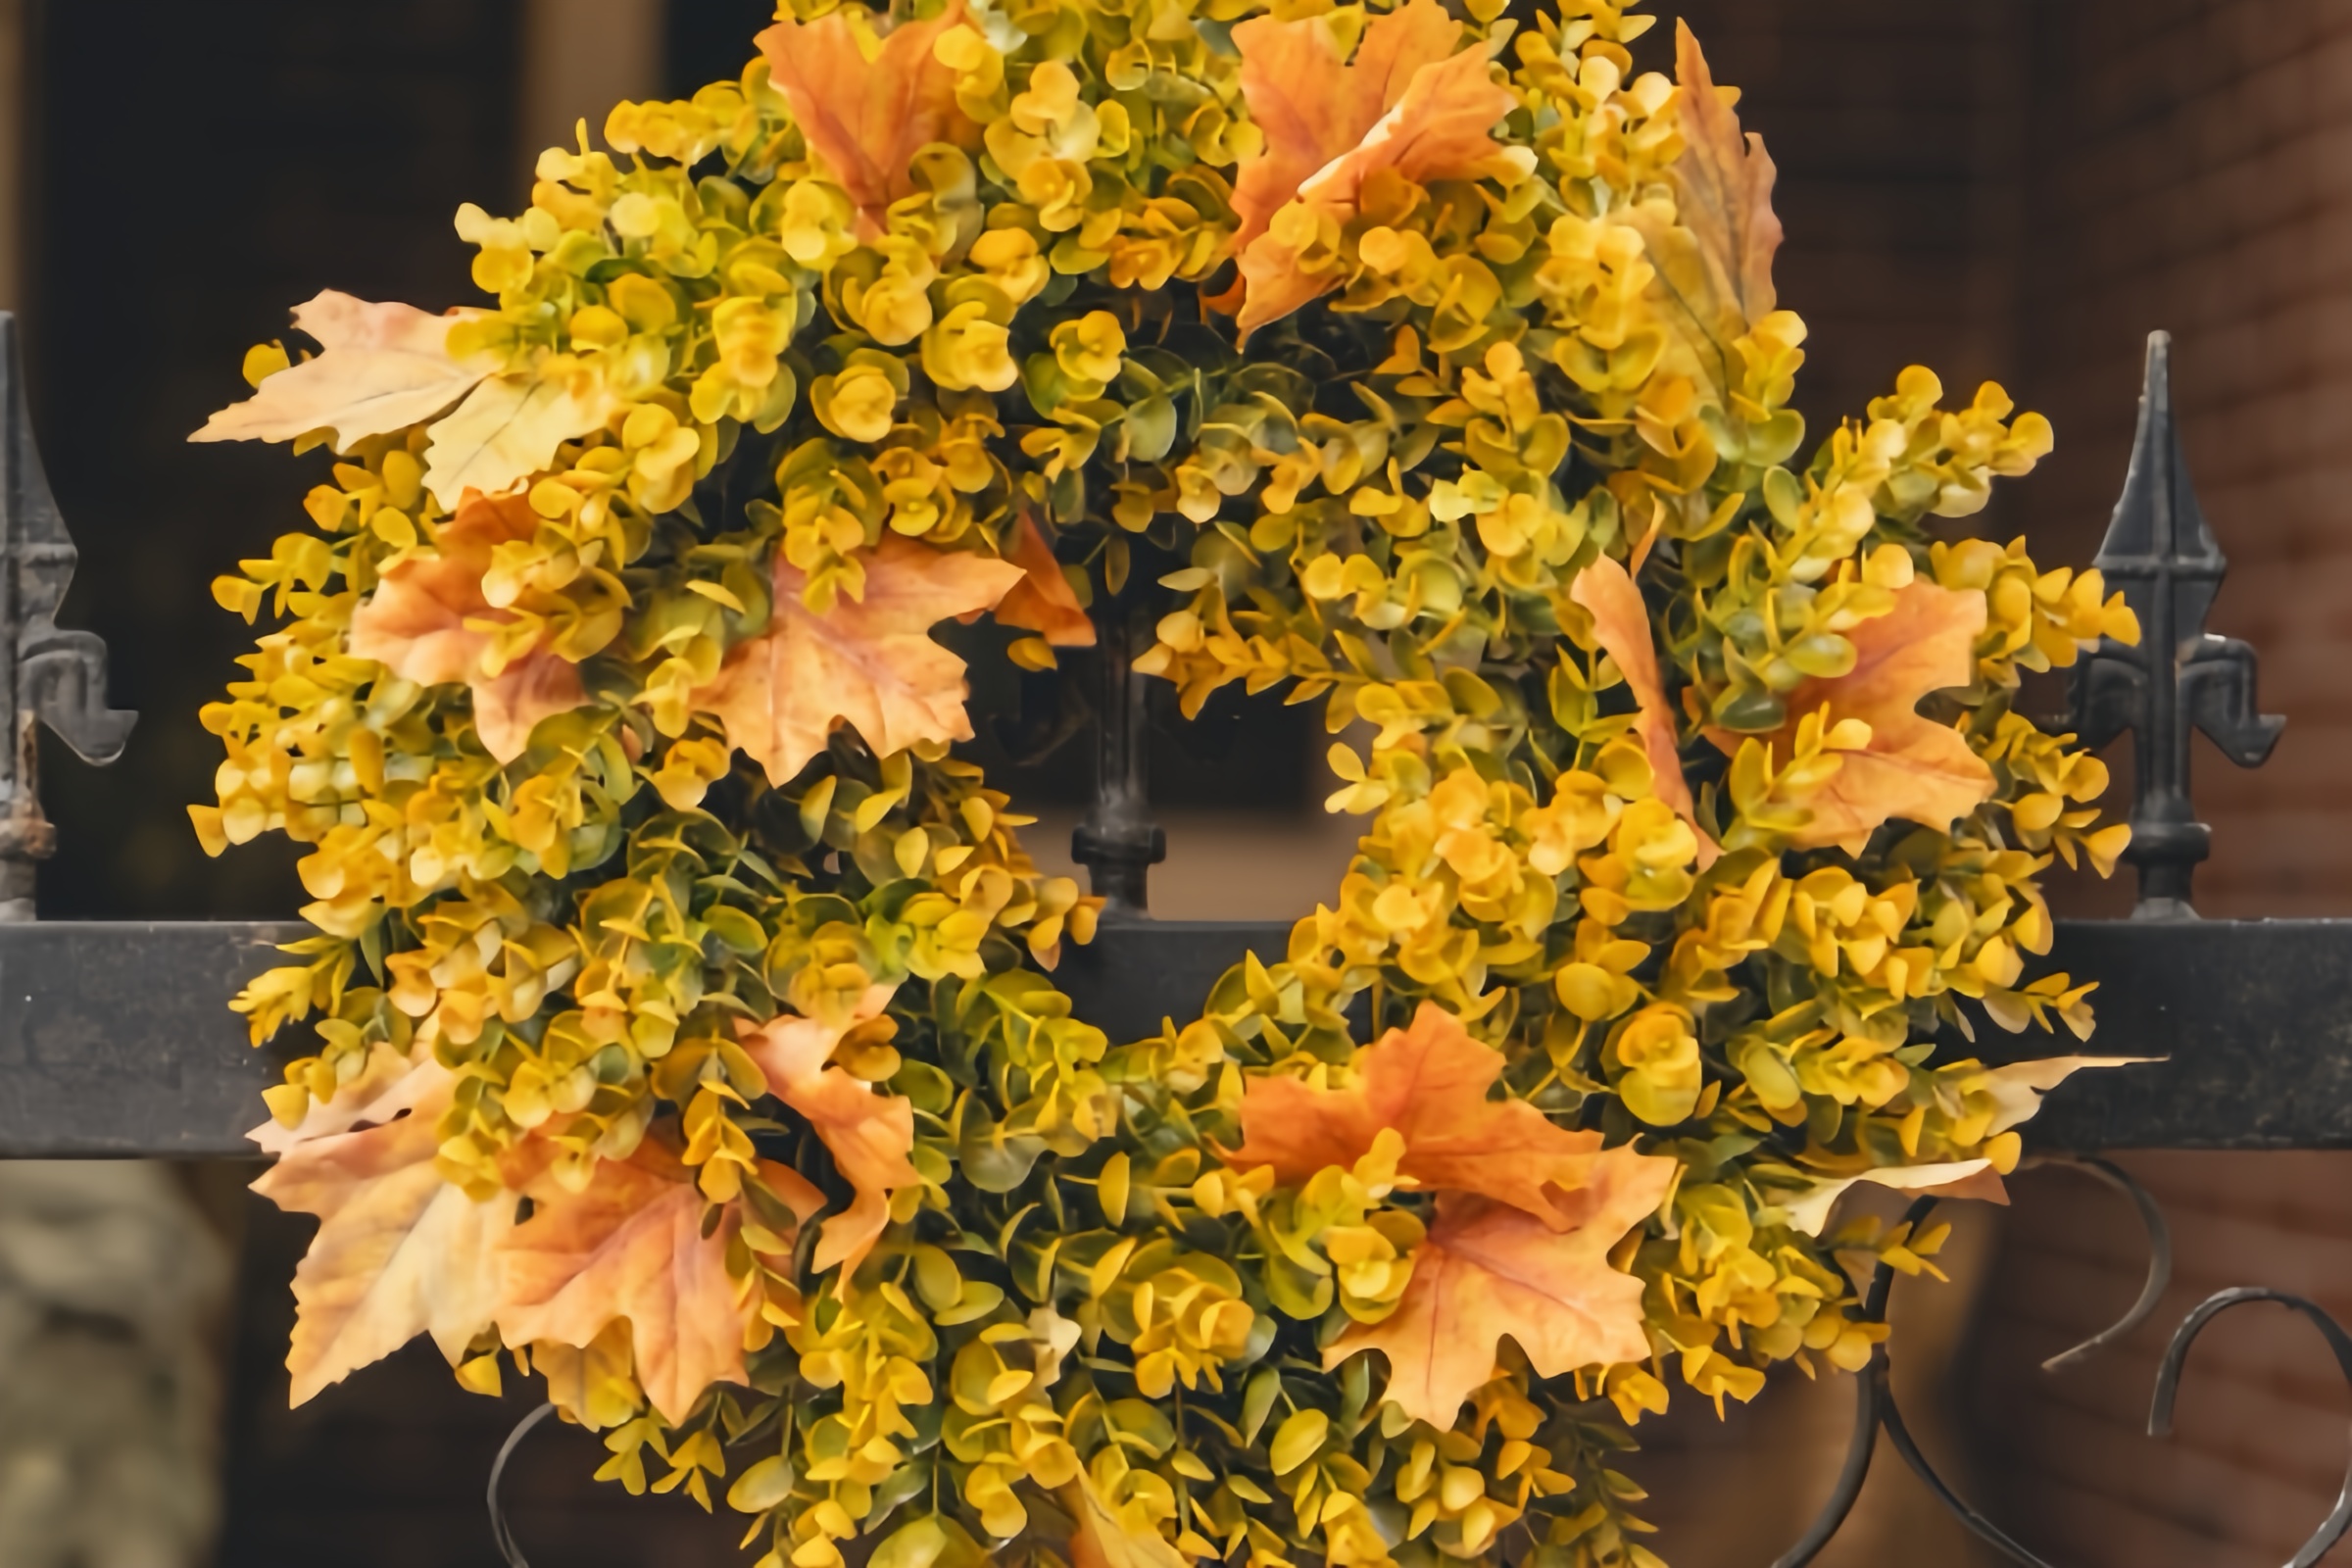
[0,920,305,1155]
[1,915,2346,1158]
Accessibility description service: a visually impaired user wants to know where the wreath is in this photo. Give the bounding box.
[191,1,2138,1563]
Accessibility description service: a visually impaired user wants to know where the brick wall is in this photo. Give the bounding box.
[1972,2,2352,1560]
[1976,1154,2352,1568]
[2006,0,2352,922]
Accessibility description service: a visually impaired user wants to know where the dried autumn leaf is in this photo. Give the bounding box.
[251,1069,511,1405]
[1229,0,1462,248]
[421,360,622,511]
[1225,1002,1613,1230]
[738,989,920,1279]
[697,535,1023,785]
[1965,1056,2151,1136]
[1780,1157,2002,1236]
[1328,1171,1672,1429]
[1229,0,1514,335]
[248,1044,446,1156]
[1707,579,1994,854]
[347,490,586,762]
[190,291,490,450]
[1616,23,1786,409]
[1664,21,1783,340]
[991,514,1096,648]
[494,1146,755,1425]
[1570,555,1718,866]
[757,2,976,237]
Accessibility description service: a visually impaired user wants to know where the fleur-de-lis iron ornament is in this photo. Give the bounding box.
[2070,330,2283,919]
[0,313,137,921]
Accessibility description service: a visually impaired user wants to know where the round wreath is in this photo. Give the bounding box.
[193,1,2139,1563]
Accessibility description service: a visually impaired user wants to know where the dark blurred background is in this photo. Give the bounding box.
[5,1,2352,1565]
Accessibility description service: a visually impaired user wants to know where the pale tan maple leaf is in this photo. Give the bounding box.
[1569,556,1719,867]
[1706,578,1993,855]
[346,490,585,762]
[757,1,976,238]
[247,1045,448,1156]
[1327,1166,1672,1429]
[738,988,918,1280]
[991,513,1097,648]
[1224,1002,1624,1230]
[493,1146,754,1425]
[1228,0,1514,335]
[697,535,1023,785]
[189,291,490,450]
[1963,1055,2152,1137]
[251,1072,512,1406]
[422,360,623,512]
[1780,1157,2003,1236]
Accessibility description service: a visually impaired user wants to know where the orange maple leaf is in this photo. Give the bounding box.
[1224,1002,1614,1230]
[1227,0,1514,335]
[1569,556,1719,866]
[991,513,1097,648]
[1663,21,1782,341]
[190,291,490,450]
[1229,0,1461,249]
[347,491,586,762]
[738,988,920,1280]
[251,1068,512,1406]
[1616,23,1786,410]
[697,535,1023,785]
[1707,578,1993,854]
[757,2,977,238]
[1326,1172,1671,1429]
[494,1146,794,1425]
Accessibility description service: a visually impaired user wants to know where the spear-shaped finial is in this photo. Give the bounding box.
[0,314,137,919]
[2070,331,2283,919]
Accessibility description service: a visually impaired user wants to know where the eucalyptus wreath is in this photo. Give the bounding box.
[192,1,2137,1563]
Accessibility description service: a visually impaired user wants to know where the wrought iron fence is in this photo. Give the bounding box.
[1,315,2347,1564]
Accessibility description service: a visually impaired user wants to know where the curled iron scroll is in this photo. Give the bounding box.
[2149,1290,2352,1568]
[2033,1156,2173,1373]
[488,1400,557,1568]
[1769,1167,2352,1568]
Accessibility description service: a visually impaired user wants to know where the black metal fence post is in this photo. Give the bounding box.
[1069,592,1164,918]
[2070,331,2283,919]
[0,313,135,921]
